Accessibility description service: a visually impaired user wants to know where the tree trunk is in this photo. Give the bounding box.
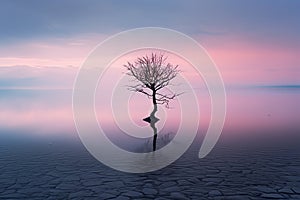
[152,89,157,151]
[152,89,157,105]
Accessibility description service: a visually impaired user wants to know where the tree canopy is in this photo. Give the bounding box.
[124,53,180,107]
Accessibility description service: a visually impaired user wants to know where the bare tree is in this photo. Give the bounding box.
[124,53,180,107]
[124,53,181,151]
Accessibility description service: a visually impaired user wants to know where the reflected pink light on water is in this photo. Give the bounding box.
[0,87,299,140]
[224,88,300,133]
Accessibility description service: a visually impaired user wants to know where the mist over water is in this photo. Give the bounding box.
[0,85,299,152]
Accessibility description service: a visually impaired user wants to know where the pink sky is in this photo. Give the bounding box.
[1,33,299,87]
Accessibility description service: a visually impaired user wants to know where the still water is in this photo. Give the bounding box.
[0,86,299,150]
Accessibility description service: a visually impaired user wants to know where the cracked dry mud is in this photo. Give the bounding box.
[0,137,299,200]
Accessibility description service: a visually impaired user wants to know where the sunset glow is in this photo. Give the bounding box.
[0,1,299,140]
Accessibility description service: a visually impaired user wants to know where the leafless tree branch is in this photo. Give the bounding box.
[124,53,181,107]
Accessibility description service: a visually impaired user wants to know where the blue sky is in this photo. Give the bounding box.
[0,1,299,89]
[1,0,300,46]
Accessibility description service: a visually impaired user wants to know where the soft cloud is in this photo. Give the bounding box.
[0,65,76,89]
[197,35,300,86]
[0,34,107,67]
